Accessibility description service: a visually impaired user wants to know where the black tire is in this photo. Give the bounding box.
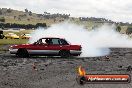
[17,49,29,58]
[59,50,70,58]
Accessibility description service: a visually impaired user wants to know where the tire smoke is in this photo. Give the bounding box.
[29,22,132,57]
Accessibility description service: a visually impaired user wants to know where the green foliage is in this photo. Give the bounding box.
[0,17,5,22]
[29,11,32,16]
[116,26,121,32]
[7,8,12,13]
[126,27,132,34]
[0,39,28,45]
[0,23,47,29]
[25,8,28,13]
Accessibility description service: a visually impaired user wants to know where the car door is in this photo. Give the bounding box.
[28,38,50,55]
[46,38,62,55]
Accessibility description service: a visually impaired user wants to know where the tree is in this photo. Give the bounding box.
[116,26,121,32]
[126,27,132,35]
[7,8,12,13]
[36,23,47,28]
[25,8,28,13]
[27,18,30,21]
[18,17,21,21]
[29,11,32,16]
[14,16,16,19]
[0,17,5,22]
[0,10,2,15]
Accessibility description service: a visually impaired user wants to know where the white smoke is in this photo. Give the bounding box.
[29,22,132,57]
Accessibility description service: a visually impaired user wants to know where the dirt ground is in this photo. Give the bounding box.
[0,48,132,88]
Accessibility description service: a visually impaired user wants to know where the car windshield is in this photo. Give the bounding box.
[25,34,30,36]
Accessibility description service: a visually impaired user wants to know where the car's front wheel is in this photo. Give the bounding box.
[59,50,70,58]
[17,48,29,58]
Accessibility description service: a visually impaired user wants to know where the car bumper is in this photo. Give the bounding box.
[70,50,82,55]
[9,49,18,54]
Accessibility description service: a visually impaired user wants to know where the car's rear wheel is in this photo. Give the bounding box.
[59,50,70,58]
[17,48,29,58]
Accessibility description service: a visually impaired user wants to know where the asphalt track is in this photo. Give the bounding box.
[0,48,132,88]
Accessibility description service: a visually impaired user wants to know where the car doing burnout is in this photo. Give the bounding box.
[9,37,82,57]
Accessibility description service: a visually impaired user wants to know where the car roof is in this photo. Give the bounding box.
[7,33,16,35]
[8,33,15,34]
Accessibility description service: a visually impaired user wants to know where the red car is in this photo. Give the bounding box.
[9,37,82,58]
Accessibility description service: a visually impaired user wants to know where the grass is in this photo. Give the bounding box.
[0,39,29,45]
[0,39,29,52]
[3,30,33,35]
[0,30,32,45]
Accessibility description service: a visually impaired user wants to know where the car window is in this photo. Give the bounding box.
[25,34,30,36]
[59,39,69,45]
[52,39,60,45]
[41,39,47,44]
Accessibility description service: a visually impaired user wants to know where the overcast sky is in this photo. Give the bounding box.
[0,0,132,22]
